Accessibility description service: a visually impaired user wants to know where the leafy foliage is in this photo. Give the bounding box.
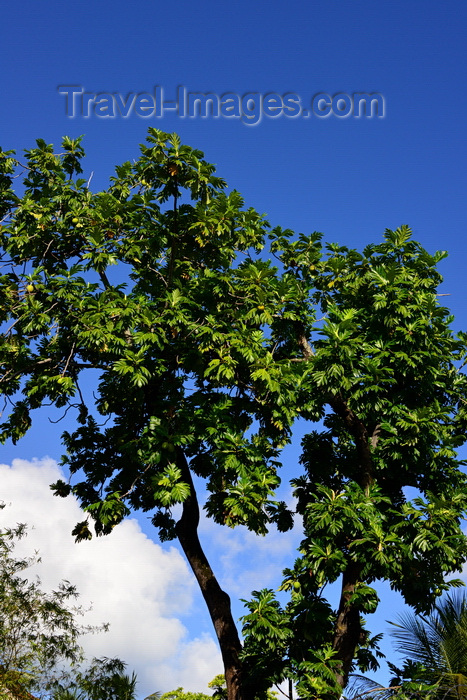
[2,132,467,700]
[241,228,467,697]
[52,657,138,700]
[157,689,211,700]
[0,130,294,539]
[0,521,84,698]
[155,675,277,700]
[0,130,297,700]
[0,513,134,700]
[349,592,467,700]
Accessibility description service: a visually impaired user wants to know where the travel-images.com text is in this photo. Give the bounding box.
[58,86,385,125]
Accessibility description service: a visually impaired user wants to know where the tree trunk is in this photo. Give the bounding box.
[326,391,376,691]
[299,333,376,695]
[332,561,363,691]
[175,449,252,700]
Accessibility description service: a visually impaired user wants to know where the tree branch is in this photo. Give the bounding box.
[327,392,374,493]
[297,330,313,359]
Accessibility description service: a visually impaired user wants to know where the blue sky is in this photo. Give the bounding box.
[1,0,467,696]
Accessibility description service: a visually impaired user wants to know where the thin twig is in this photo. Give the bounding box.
[61,342,76,376]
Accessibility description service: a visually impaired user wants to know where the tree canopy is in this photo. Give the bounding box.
[0,519,86,699]
[0,512,135,700]
[1,130,467,700]
[239,227,467,697]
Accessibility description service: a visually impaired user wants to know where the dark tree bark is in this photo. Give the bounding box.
[332,561,363,690]
[327,393,375,692]
[298,334,371,694]
[175,449,253,700]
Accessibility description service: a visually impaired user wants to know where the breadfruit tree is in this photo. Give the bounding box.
[1,131,467,700]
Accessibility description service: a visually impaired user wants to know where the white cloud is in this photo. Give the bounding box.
[0,458,222,698]
[156,634,223,693]
[0,457,304,698]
